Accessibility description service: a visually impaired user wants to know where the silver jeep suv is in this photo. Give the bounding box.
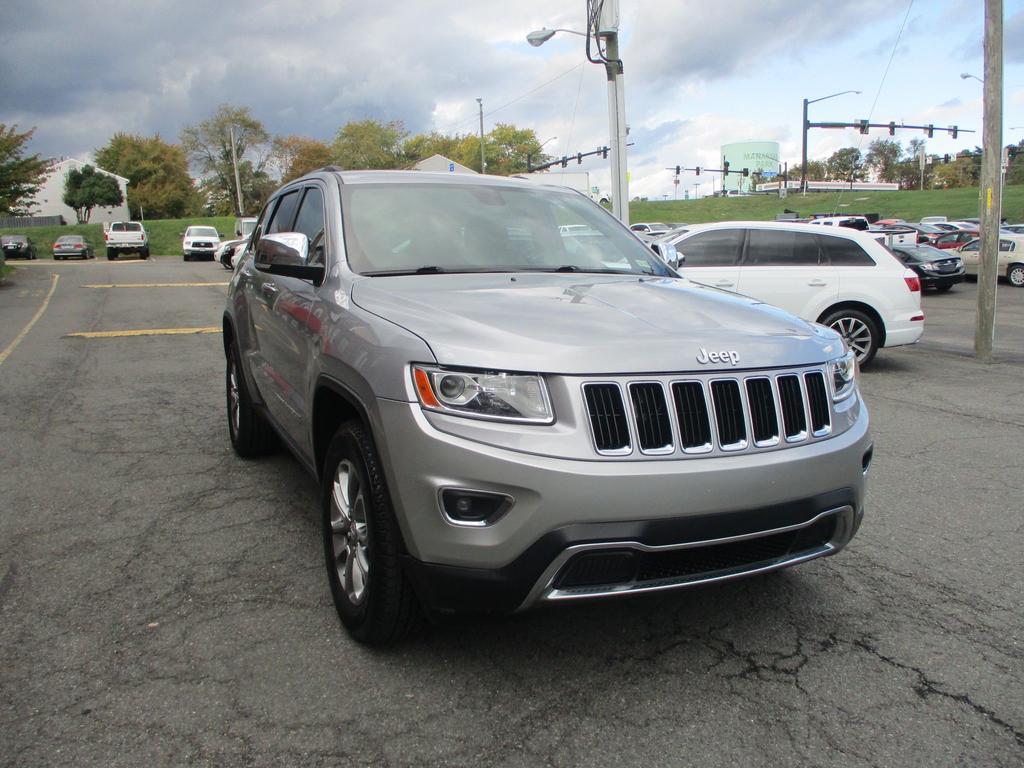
[223,170,872,644]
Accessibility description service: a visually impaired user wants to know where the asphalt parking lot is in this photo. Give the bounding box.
[0,260,1021,767]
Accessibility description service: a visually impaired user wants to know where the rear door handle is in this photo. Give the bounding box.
[808,279,827,286]
[715,280,734,287]
[260,282,279,299]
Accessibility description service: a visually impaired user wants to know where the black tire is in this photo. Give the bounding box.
[183,253,191,262]
[1007,263,1024,288]
[106,248,117,260]
[821,308,880,369]
[140,248,150,260]
[322,421,423,645]
[226,339,278,457]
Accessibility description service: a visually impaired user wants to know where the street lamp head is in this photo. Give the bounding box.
[527,28,557,47]
[960,72,971,79]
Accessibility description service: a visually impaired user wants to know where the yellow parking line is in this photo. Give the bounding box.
[82,282,230,288]
[66,327,220,339]
[0,273,60,366]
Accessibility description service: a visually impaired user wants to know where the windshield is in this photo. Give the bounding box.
[341,182,671,277]
[187,227,218,237]
[1,235,26,243]
[57,236,83,244]
[240,220,257,237]
[894,246,944,261]
[111,222,142,232]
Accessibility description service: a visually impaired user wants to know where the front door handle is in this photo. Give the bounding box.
[808,279,827,286]
[715,280,735,287]
[260,282,279,299]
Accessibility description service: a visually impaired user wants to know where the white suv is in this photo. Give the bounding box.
[663,221,924,367]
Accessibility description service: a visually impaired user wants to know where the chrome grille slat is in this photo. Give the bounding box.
[584,366,836,458]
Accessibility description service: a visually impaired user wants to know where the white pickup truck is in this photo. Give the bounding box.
[103,221,149,260]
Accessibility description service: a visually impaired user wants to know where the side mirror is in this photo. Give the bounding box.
[255,233,324,283]
[235,228,242,236]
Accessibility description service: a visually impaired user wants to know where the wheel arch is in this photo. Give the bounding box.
[312,377,375,483]
[817,301,887,348]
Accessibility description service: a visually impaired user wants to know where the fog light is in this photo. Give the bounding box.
[440,489,513,526]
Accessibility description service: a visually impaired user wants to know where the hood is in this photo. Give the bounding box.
[351,273,843,374]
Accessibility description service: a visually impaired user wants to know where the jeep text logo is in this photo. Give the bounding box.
[696,347,740,366]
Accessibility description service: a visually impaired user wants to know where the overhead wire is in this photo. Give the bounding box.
[828,0,914,212]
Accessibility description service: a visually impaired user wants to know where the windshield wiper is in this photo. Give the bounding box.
[363,266,448,276]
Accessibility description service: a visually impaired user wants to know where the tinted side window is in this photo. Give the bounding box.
[266,190,301,234]
[293,187,326,262]
[744,229,820,266]
[824,238,874,266]
[676,230,743,266]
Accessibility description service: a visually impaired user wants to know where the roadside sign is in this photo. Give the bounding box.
[449,162,455,173]
[762,170,778,179]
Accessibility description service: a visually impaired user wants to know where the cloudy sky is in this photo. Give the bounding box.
[3,0,1024,200]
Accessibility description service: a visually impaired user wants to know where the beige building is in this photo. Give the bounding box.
[28,158,130,224]
[411,154,477,174]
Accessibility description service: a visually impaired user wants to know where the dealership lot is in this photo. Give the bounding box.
[0,260,1021,766]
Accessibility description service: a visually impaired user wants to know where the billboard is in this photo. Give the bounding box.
[721,141,781,193]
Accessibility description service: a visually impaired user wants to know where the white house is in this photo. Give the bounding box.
[411,154,477,174]
[28,158,130,224]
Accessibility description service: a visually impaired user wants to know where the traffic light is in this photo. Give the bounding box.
[601,146,609,159]
[560,156,568,168]
[943,154,950,164]
[951,126,958,139]
[926,124,934,138]
[723,161,730,175]
[858,119,869,134]
[742,168,749,177]
[695,167,701,176]
[889,122,896,136]
[675,165,681,175]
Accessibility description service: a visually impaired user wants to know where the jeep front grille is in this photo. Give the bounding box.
[583,366,835,457]
[583,383,630,453]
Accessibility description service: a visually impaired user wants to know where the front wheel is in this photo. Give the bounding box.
[1007,263,1024,287]
[322,421,423,645]
[821,308,880,369]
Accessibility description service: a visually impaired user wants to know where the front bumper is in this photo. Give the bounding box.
[184,249,216,259]
[376,396,872,612]
[920,270,965,289]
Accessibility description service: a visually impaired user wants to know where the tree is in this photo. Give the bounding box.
[95,133,201,219]
[332,119,408,170]
[793,159,827,182]
[402,131,464,165]
[63,164,123,223]
[0,124,48,216]
[1004,140,1024,186]
[271,135,334,183]
[825,147,865,184]
[480,123,545,175]
[934,150,982,188]
[181,105,270,215]
[864,138,902,183]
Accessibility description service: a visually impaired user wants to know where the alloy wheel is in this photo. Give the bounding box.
[330,460,370,606]
[829,316,873,363]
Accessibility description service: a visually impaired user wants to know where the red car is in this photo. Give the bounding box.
[932,230,977,250]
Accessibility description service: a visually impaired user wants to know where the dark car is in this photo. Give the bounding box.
[53,235,94,260]
[1,235,37,259]
[891,243,965,292]
[899,223,945,244]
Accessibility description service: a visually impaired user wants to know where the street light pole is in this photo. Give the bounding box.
[527,3,629,222]
[800,90,861,194]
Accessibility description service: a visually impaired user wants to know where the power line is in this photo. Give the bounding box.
[436,63,586,135]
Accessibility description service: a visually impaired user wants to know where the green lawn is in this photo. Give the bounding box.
[0,216,236,258]
[629,185,1024,226]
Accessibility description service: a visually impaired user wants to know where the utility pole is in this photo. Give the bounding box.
[976,0,1002,361]
[476,98,486,174]
[599,0,629,224]
[229,123,244,217]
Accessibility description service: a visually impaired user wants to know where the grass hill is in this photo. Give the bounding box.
[629,185,1024,225]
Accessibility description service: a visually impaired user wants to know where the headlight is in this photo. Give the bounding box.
[413,366,553,423]
[919,262,939,271]
[828,350,857,402]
